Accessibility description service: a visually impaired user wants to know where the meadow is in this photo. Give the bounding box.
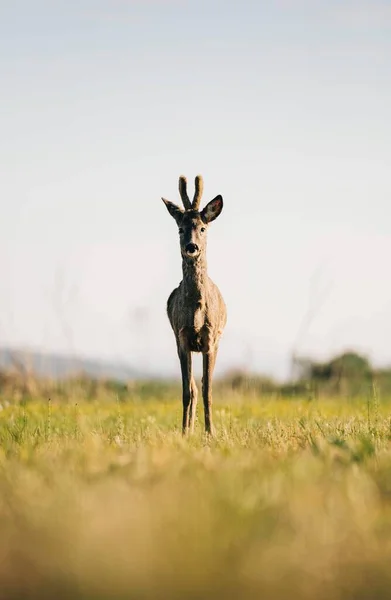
[1,386,391,599]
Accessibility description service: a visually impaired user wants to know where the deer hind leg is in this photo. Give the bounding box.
[202,349,217,436]
[189,375,198,434]
[178,348,193,435]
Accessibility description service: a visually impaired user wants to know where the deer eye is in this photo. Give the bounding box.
[200,227,206,233]
[178,228,184,234]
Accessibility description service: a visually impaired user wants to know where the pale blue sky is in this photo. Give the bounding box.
[1,0,390,378]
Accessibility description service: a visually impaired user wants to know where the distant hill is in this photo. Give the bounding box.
[0,347,144,381]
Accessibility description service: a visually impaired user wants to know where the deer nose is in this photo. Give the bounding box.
[186,243,198,254]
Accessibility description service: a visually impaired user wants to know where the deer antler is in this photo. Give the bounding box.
[192,175,204,210]
[178,176,192,210]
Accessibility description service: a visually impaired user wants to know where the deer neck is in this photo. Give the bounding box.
[182,254,208,300]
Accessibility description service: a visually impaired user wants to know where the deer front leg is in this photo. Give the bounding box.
[178,348,193,435]
[202,350,217,436]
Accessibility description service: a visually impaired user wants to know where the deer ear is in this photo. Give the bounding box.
[162,198,184,224]
[201,195,223,223]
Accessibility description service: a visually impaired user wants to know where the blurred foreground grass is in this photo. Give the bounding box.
[1,393,391,599]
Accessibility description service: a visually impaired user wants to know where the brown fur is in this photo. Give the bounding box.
[162,177,227,435]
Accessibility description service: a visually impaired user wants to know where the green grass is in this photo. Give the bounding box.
[1,393,391,599]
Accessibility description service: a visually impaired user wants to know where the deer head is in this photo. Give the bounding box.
[162,175,223,260]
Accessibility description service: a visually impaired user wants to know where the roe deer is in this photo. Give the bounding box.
[162,175,227,435]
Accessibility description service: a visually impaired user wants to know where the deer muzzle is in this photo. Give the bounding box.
[185,243,199,255]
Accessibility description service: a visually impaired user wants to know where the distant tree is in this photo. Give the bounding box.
[294,351,373,397]
[311,351,371,380]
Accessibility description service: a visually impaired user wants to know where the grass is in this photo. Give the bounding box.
[1,391,391,599]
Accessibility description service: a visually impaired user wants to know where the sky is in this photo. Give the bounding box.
[0,0,390,379]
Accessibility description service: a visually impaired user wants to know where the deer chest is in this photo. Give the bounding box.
[192,302,205,330]
[178,302,211,352]
[179,325,209,352]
